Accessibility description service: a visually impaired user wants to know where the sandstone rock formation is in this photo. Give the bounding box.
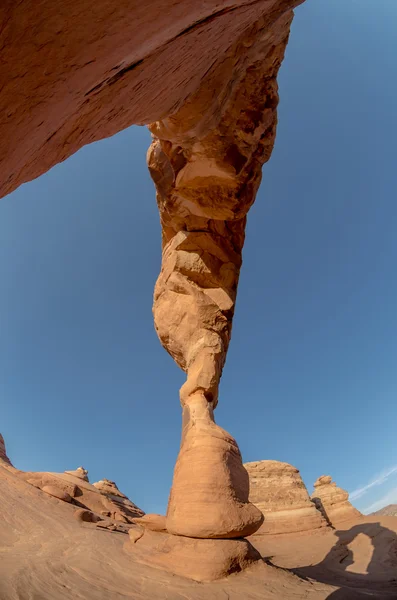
[3,460,397,598]
[311,476,362,526]
[148,4,299,558]
[93,478,145,520]
[92,478,119,493]
[0,0,304,200]
[127,527,262,582]
[65,466,89,481]
[132,513,167,533]
[74,507,102,523]
[167,397,263,538]
[131,18,297,556]
[371,504,397,517]
[42,485,73,503]
[150,14,294,411]
[0,433,12,466]
[245,460,328,534]
[0,0,393,593]
[1,0,306,583]
[24,467,144,523]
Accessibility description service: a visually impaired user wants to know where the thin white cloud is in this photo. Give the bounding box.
[363,486,397,515]
[350,465,397,501]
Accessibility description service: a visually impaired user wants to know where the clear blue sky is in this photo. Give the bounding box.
[1,0,397,515]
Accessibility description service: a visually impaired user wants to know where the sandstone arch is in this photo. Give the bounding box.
[1,0,305,577]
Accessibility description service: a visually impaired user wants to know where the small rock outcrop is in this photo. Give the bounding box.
[245,460,328,534]
[311,476,362,526]
[92,478,144,520]
[24,467,144,522]
[41,485,73,503]
[0,434,12,466]
[65,466,89,481]
[92,478,119,493]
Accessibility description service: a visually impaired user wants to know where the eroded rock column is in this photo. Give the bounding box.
[147,10,295,545]
[311,476,362,526]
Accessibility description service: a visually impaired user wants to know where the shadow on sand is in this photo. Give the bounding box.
[294,519,397,599]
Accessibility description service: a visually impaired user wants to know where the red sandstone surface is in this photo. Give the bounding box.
[2,1,394,598]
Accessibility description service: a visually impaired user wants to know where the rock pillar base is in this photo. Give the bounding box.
[127,395,264,581]
[166,393,264,538]
[127,527,262,582]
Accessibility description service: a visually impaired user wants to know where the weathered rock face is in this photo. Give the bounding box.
[245,460,328,534]
[0,0,304,200]
[148,5,299,550]
[132,514,167,533]
[311,476,362,526]
[93,478,126,496]
[127,526,261,582]
[371,504,397,517]
[93,478,145,519]
[166,394,263,538]
[42,485,73,503]
[0,434,12,466]
[2,0,305,582]
[150,10,295,410]
[65,466,89,481]
[23,467,144,522]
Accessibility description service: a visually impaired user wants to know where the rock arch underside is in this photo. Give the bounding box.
[3,1,397,597]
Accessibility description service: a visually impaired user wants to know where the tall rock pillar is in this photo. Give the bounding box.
[148,10,295,543]
[311,476,362,526]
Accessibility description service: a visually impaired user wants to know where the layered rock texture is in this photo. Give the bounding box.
[106,0,308,579]
[245,460,327,534]
[1,0,307,584]
[149,12,295,411]
[2,461,396,599]
[147,3,299,564]
[311,476,362,526]
[371,505,397,517]
[127,527,261,582]
[93,478,145,520]
[0,0,304,200]
[166,397,263,539]
[0,433,12,466]
[23,466,144,523]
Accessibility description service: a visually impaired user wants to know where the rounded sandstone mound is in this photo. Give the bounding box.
[311,475,362,526]
[244,460,328,534]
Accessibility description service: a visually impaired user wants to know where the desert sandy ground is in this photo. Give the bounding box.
[1,464,397,600]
